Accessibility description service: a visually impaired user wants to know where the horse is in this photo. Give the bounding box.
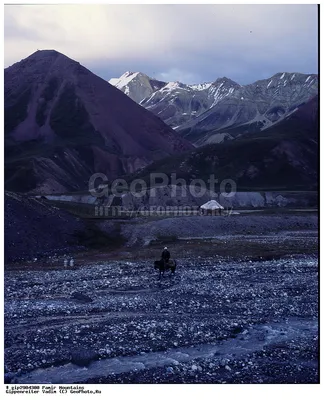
[154,259,177,279]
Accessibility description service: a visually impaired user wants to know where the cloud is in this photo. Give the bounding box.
[4,4,318,84]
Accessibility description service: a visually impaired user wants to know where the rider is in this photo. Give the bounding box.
[161,247,170,267]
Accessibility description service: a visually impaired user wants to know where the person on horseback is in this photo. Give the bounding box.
[161,246,170,267]
[154,247,176,278]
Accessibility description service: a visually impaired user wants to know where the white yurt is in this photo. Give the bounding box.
[200,199,224,215]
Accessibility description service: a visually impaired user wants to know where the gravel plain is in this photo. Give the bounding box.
[105,214,318,247]
[4,216,319,384]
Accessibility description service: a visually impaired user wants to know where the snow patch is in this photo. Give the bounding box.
[267,80,272,88]
[109,78,119,86]
[280,73,285,79]
[162,82,188,92]
[109,71,140,90]
[190,82,212,91]
[141,91,156,105]
[305,75,311,82]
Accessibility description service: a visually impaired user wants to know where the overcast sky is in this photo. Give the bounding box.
[4,4,318,85]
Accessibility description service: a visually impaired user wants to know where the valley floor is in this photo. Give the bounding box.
[4,215,318,384]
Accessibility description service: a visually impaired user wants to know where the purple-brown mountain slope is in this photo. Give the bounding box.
[5,50,193,194]
[125,95,318,191]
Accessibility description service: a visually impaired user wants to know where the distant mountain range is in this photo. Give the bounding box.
[109,71,318,146]
[4,50,318,195]
[4,50,193,194]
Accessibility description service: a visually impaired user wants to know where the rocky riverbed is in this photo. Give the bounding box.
[4,226,318,384]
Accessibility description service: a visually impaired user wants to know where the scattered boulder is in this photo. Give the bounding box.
[71,291,93,303]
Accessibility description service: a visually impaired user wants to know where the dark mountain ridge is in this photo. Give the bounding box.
[4,50,193,194]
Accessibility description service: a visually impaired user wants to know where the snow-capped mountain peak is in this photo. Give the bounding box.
[161,81,190,92]
[109,71,139,89]
[189,82,212,91]
[109,71,166,103]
